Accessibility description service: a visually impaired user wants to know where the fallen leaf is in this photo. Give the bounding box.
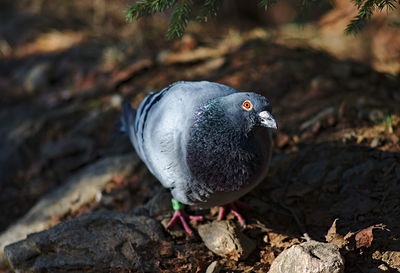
[265,232,300,249]
[355,224,387,248]
[325,219,355,250]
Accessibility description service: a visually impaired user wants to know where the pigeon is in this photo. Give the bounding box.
[120,81,277,234]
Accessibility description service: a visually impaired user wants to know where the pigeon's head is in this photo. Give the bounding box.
[217,92,277,134]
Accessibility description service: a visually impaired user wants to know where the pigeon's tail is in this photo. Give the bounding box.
[120,101,137,135]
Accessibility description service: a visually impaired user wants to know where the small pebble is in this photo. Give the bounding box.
[198,220,256,260]
[206,261,221,273]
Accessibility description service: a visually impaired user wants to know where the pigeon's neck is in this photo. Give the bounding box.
[186,102,265,193]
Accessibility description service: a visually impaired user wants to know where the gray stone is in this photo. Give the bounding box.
[144,188,172,218]
[4,211,165,272]
[129,188,172,219]
[268,240,345,273]
[198,220,256,260]
[0,153,139,266]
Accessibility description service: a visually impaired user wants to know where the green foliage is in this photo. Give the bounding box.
[126,0,400,39]
[125,0,178,21]
[258,0,278,10]
[167,0,193,39]
[346,0,398,34]
[197,0,223,22]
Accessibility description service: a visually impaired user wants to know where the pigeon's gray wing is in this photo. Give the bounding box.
[133,81,237,196]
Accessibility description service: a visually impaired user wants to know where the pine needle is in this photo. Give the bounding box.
[167,0,192,39]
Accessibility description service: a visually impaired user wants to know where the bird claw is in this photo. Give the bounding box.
[167,209,203,235]
[217,201,253,228]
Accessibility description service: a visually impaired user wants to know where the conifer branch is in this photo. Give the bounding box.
[126,0,177,21]
[126,0,154,21]
[345,0,398,34]
[125,0,400,39]
[197,0,223,22]
[258,0,278,10]
[167,0,192,39]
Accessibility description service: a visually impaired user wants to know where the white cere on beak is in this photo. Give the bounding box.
[258,111,277,129]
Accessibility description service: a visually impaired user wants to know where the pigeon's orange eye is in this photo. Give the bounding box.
[241,100,253,111]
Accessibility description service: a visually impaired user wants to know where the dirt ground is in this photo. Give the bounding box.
[0,1,399,272]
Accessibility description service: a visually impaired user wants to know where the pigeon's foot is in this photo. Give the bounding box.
[167,199,203,235]
[217,201,254,228]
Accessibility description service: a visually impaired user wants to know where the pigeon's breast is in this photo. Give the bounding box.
[185,126,272,206]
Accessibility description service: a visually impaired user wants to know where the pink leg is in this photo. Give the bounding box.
[167,210,203,235]
[217,205,228,220]
[230,203,247,227]
[217,201,253,227]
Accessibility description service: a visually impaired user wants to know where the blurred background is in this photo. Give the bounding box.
[0,0,400,272]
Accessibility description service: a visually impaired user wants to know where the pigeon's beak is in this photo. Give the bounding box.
[258,111,277,129]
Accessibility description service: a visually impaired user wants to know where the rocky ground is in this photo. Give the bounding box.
[0,1,399,272]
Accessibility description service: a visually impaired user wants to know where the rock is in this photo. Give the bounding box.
[4,211,165,272]
[268,240,345,273]
[0,153,139,266]
[129,188,172,219]
[144,188,172,218]
[198,220,256,260]
[206,260,221,273]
